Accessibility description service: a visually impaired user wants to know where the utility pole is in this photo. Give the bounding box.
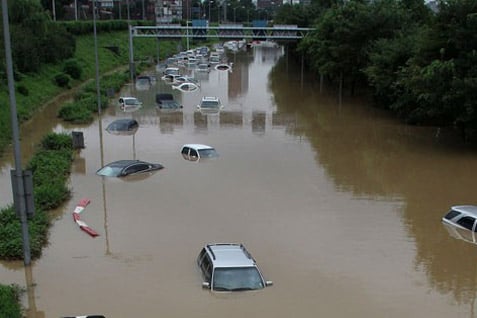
[2,0,34,266]
[52,0,56,21]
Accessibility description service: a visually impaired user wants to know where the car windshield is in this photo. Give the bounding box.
[200,100,220,108]
[125,99,140,106]
[96,166,123,177]
[161,100,180,109]
[198,148,217,158]
[212,267,264,291]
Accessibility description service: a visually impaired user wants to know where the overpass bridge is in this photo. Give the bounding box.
[127,24,313,80]
[130,24,313,41]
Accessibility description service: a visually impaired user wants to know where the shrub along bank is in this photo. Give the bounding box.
[0,284,23,318]
[0,133,73,260]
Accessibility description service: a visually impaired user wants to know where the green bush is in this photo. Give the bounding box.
[53,73,70,88]
[63,59,82,80]
[0,205,50,260]
[58,102,94,123]
[16,84,29,96]
[34,183,70,210]
[0,284,23,318]
[41,132,73,151]
[0,133,73,260]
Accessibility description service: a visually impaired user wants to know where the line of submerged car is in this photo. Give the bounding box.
[100,120,272,292]
[100,46,272,293]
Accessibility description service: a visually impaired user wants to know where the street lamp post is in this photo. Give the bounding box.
[52,0,56,21]
[209,0,212,22]
[2,0,32,266]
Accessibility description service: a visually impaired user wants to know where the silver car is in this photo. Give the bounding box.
[442,205,477,232]
[197,243,273,292]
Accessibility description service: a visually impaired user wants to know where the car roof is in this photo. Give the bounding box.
[451,205,477,217]
[205,243,256,268]
[109,118,137,124]
[182,144,214,150]
[106,160,146,167]
[201,96,219,101]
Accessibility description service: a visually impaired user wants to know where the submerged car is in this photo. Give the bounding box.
[197,243,273,292]
[105,119,139,135]
[157,99,183,110]
[119,97,142,111]
[197,96,223,111]
[156,93,174,105]
[96,160,163,177]
[181,144,218,161]
[173,82,200,92]
[442,205,477,232]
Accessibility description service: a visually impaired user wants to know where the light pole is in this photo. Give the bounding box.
[209,0,212,22]
[2,0,32,266]
[93,0,101,115]
[52,0,56,21]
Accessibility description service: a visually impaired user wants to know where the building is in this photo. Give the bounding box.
[155,0,183,23]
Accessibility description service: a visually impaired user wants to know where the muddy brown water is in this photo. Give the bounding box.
[2,46,477,318]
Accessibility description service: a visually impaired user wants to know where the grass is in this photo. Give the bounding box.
[0,30,179,158]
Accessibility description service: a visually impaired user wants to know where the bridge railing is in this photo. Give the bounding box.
[131,25,313,40]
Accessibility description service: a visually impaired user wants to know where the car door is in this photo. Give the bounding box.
[198,250,212,282]
[189,149,199,161]
[181,147,191,160]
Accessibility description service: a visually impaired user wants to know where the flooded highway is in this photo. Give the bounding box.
[2,44,477,318]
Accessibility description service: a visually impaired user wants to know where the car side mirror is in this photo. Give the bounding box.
[202,282,210,289]
[265,280,273,287]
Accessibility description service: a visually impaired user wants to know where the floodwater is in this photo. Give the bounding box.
[2,45,477,318]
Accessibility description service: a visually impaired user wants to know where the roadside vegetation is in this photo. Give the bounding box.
[0,284,23,318]
[0,1,193,312]
[274,0,477,141]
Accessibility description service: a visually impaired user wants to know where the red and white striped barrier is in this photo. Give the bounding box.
[72,198,99,237]
[62,315,105,318]
[63,316,105,318]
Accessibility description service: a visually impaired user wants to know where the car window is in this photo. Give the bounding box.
[124,163,149,175]
[181,147,189,155]
[200,254,212,281]
[198,148,217,158]
[128,122,139,130]
[457,216,476,231]
[212,267,264,291]
[444,210,461,220]
[190,149,198,157]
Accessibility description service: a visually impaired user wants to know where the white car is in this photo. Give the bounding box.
[173,82,200,92]
[197,243,273,292]
[197,96,223,112]
[181,144,218,161]
[118,97,142,111]
[442,205,477,244]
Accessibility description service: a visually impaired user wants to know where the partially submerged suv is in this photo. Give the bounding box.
[197,96,223,112]
[442,205,477,232]
[197,243,273,292]
[181,144,218,161]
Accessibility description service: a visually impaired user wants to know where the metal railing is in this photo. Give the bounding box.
[131,25,313,41]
